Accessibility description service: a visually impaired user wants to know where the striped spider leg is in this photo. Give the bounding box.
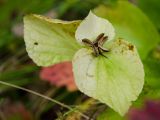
[82,33,109,57]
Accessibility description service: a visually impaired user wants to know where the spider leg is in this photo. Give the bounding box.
[96,33,104,41]
[99,46,109,52]
[98,47,108,58]
[93,33,104,45]
[99,52,108,58]
[98,36,108,46]
[92,46,99,57]
[82,39,93,47]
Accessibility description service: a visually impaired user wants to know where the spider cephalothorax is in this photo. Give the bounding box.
[82,33,109,57]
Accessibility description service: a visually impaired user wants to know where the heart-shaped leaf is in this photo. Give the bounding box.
[73,39,144,115]
[24,14,81,66]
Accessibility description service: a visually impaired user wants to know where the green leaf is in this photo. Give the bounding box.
[138,0,160,30]
[94,1,160,59]
[73,39,144,116]
[75,11,115,44]
[143,57,160,88]
[97,109,125,120]
[24,14,81,66]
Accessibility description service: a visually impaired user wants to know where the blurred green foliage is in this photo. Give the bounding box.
[144,56,160,88]
[0,0,56,49]
[97,108,125,120]
[94,1,160,59]
[138,0,160,30]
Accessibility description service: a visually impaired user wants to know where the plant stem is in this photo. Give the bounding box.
[0,80,91,120]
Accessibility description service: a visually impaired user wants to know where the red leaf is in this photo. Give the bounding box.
[40,61,77,91]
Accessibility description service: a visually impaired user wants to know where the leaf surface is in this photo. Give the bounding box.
[73,39,144,115]
[75,11,115,44]
[24,14,81,66]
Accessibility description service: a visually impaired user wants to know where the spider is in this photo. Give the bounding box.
[82,33,109,57]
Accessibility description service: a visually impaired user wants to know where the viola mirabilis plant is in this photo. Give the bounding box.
[24,11,144,116]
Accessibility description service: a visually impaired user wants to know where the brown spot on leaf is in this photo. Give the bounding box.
[73,23,78,28]
[34,42,38,45]
[128,44,134,51]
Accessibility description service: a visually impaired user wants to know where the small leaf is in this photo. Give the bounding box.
[24,14,81,66]
[94,1,160,59]
[75,11,115,45]
[72,39,144,116]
